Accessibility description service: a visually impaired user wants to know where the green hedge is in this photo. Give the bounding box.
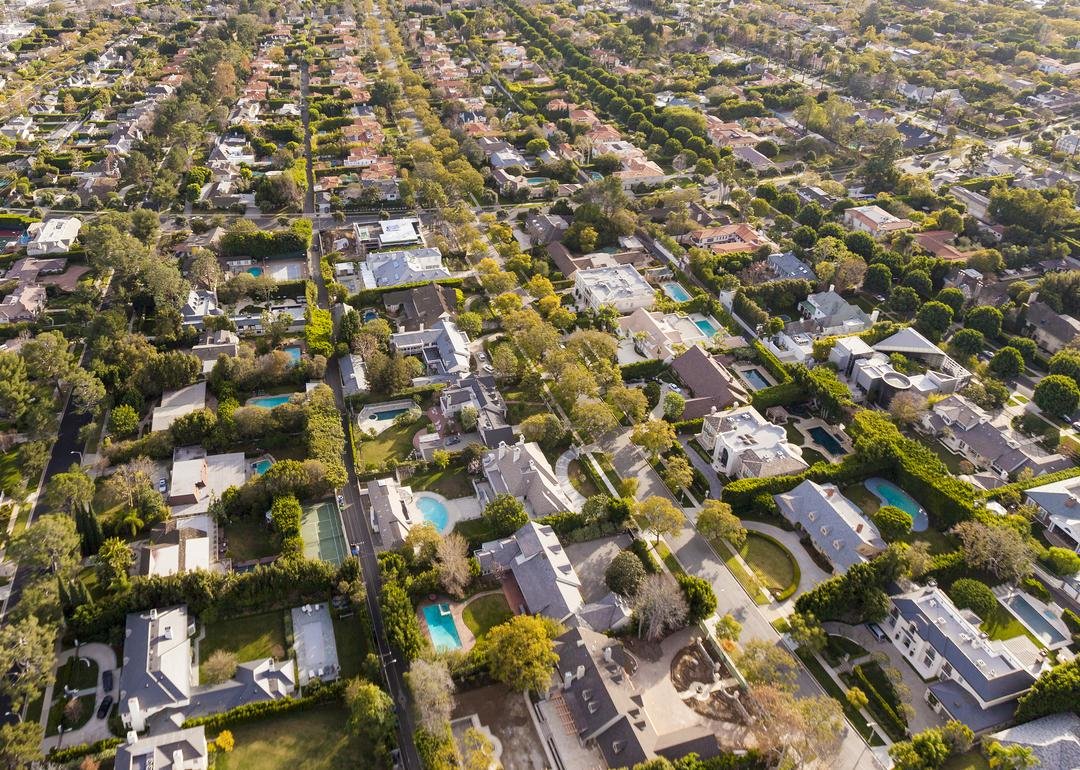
[671,417,704,434]
[750,380,805,409]
[619,358,668,381]
[986,466,1080,501]
[48,737,123,763]
[852,664,908,741]
[751,340,791,383]
[348,277,464,307]
[0,213,38,229]
[182,680,346,729]
[630,537,661,573]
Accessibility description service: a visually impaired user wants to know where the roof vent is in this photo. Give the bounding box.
[588,701,599,714]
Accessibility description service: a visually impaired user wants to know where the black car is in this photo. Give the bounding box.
[96,695,113,720]
[102,670,113,693]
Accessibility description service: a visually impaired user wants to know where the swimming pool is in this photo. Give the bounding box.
[362,309,378,322]
[283,346,301,365]
[1001,594,1068,647]
[374,407,411,421]
[247,266,263,277]
[526,177,550,185]
[694,317,721,337]
[253,459,272,475]
[248,394,293,408]
[864,477,928,532]
[740,368,771,390]
[808,426,845,456]
[662,282,691,303]
[422,603,463,651]
[416,494,450,532]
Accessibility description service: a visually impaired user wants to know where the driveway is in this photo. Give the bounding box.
[564,534,632,602]
[607,429,675,504]
[40,643,117,752]
[679,437,722,499]
[553,449,588,511]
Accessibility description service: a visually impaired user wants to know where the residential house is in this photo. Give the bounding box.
[119,606,194,732]
[353,218,423,251]
[181,289,224,330]
[616,157,666,190]
[767,252,816,281]
[114,726,209,770]
[682,223,773,255]
[0,284,47,323]
[732,145,775,171]
[984,713,1080,769]
[135,520,211,577]
[948,187,991,223]
[338,354,368,398]
[151,382,208,433]
[389,319,470,378]
[438,373,514,447]
[922,394,1073,479]
[0,115,34,141]
[774,481,885,571]
[26,217,81,255]
[798,290,873,336]
[524,212,569,245]
[884,585,1039,732]
[382,283,458,332]
[191,330,240,374]
[670,346,747,419]
[843,205,915,237]
[705,116,761,148]
[618,307,710,362]
[167,450,247,519]
[698,405,807,478]
[1025,477,1080,553]
[482,438,577,515]
[573,264,655,314]
[547,626,726,768]
[360,247,450,289]
[1025,297,1080,351]
[366,476,420,549]
[831,327,971,403]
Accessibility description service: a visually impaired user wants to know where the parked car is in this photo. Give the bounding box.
[866,622,888,643]
[446,436,461,446]
[102,670,113,693]
[157,478,167,493]
[337,494,345,508]
[483,364,494,373]
[96,695,113,720]
[1072,420,1080,431]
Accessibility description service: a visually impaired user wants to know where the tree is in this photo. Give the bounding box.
[846,687,868,710]
[949,328,985,358]
[948,578,996,619]
[1042,546,1080,577]
[634,574,688,641]
[777,611,827,653]
[105,456,154,509]
[570,399,618,441]
[1049,349,1080,387]
[966,305,1003,339]
[461,727,497,770]
[7,514,80,576]
[459,405,479,431]
[989,347,1025,379]
[95,537,133,589]
[44,463,94,517]
[1033,374,1080,418]
[662,391,686,420]
[491,345,520,382]
[519,413,563,447]
[345,678,396,757]
[605,551,647,597]
[0,615,56,706]
[1015,657,1080,722]
[715,613,742,642]
[914,301,954,342]
[888,390,928,428]
[214,731,235,753]
[435,532,471,599]
[483,615,560,692]
[631,419,676,461]
[696,499,746,549]
[873,505,913,541]
[863,263,893,295]
[431,449,451,470]
[189,248,223,290]
[862,133,901,192]
[406,658,455,732]
[986,741,1040,770]
[934,288,965,317]
[483,494,528,537]
[635,496,684,546]
[203,650,238,685]
[940,720,973,756]
[380,582,424,661]
[108,403,139,437]
[953,521,1034,584]
[738,639,800,690]
[676,573,717,623]
[662,456,694,494]
[606,385,648,424]
[747,685,845,768]
[889,728,952,770]
[0,721,43,770]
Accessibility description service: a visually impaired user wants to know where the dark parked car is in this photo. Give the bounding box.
[96,695,113,720]
[102,670,113,693]
[866,622,888,643]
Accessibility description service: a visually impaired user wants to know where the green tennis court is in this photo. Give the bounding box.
[301,501,348,565]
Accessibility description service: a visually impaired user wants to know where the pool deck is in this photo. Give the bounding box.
[418,598,476,652]
[357,399,420,434]
[791,417,853,462]
[993,586,1072,650]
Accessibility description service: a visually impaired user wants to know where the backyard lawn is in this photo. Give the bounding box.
[331,613,370,679]
[801,448,828,466]
[909,434,968,475]
[738,532,799,600]
[942,752,990,770]
[214,705,357,770]
[899,526,955,556]
[406,464,474,499]
[358,417,430,468]
[0,449,22,497]
[461,593,513,637]
[454,517,498,549]
[981,601,1044,649]
[783,420,805,446]
[567,459,599,498]
[224,518,278,562]
[198,610,288,681]
[45,693,95,737]
[842,482,879,516]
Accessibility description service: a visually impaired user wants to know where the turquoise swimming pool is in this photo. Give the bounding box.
[248,394,293,408]
[283,346,301,365]
[416,494,449,532]
[253,459,272,475]
[247,266,263,277]
[374,407,411,421]
[422,603,462,651]
[1002,594,1067,647]
[865,477,928,532]
[694,317,720,337]
[663,282,691,302]
[740,368,771,390]
[526,177,550,185]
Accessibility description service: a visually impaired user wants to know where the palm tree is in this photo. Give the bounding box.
[119,511,144,539]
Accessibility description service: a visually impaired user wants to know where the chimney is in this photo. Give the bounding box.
[603,647,613,663]
[563,670,574,690]
[870,309,880,323]
[828,283,835,293]
[576,665,586,680]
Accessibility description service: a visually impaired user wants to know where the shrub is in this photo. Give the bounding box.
[183,680,346,729]
[677,573,718,622]
[605,551,647,597]
[1041,546,1080,577]
[947,578,996,620]
[483,494,528,537]
[630,538,661,573]
[1020,577,1050,603]
[872,505,912,542]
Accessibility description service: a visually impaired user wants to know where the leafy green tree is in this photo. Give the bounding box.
[989,347,1025,379]
[1033,374,1080,418]
[635,495,684,546]
[1049,349,1080,386]
[7,514,81,576]
[914,301,953,342]
[379,582,424,660]
[605,551,647,597]
[96,537,134,589]
[1015,657,1080,722]
[949,328,984,358]
[662,456,694,494]
[872,505,912,541]
[482,615,560,693]
[777,611,827,653]
[483,494,528,537]
[44,463,94,517]
[0,721,43,770]
[863,263,893,295]
[109,403,139,437]
[948,578,996,619]
[933,288,965,317]
[676,573,717,622]
[696,499,746,548]
[987,741,1040,770]
[630,419,676,461]
[345,678,396,758]
[1042,547,1080,577]
[889,728,951,770]
[0,615,56,706]
[965,305,1003,339]
[662,391,685,420]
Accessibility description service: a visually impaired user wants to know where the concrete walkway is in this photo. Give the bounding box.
[40,642,117,752]
[608,429,676,503]
[554,448,588,510]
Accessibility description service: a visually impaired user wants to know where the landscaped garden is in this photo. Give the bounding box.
[738,532,800,601]
[821,634,868,667]
[45,692,95,736]
[795,647,884,747]
[214,704,357,770]
[461,593,513,638]
[331,612,371,679]
[198,610,289,681]
[406,463,475,499]
[980,600,1045,648]
[357,417,430,468]
[567,459,599,498]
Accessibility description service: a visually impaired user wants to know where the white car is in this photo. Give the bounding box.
[157,478,167,494]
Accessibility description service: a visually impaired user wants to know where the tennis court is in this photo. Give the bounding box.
[301,501,348,565]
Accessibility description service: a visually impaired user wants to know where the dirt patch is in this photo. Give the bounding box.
[669,646,743,723]
[452,684,547,770]
[621,635,664,662]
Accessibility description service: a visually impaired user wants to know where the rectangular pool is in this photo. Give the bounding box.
[422,603,463,651]
[740,368,771,390]
[808,426,845,455]
[248,394,293,408]
[694,317,720,337]
[375,407,411,421]
[662,282,691,303]
[1002,594,1068,647]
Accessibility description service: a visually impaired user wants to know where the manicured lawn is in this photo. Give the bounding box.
[801,448,828,466]
[910,434,968,475]
[332,613,370,680]
[717,540,768,605]
[0,449,23,497]
[655,541,685,575]
[198,610,288,681]
[461,593,513,637]
[358,417,430,468]
[453,517,498,549]
[981,601,1045,648]
[55,656,99,692]
[506,400,546,424]
[45,693,95,736]
[822,634,869,667]
[942,751,990,770]
[407,464,475,499]
[214,705,358,770]
[567,459,599,498]
[738,532,799,600]
[795,647,884,747]
[224,517,278,562]
[843,482,880,516]
[899,526,955,556]
[784,420,804,445]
